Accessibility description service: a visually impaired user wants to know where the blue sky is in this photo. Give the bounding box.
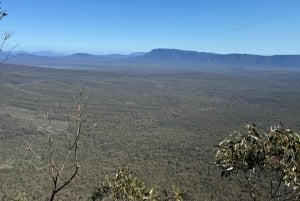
[1,0,300,55]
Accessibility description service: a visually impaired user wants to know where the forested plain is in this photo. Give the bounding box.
[0,63,300,200]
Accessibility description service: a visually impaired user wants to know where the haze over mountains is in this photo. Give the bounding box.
[2,48,300,70]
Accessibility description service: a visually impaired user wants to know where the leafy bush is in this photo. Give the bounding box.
[215,124,300,200]
[91,166,184,201]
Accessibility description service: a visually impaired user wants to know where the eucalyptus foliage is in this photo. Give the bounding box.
[91,167,184,201]
[215,124,300,200]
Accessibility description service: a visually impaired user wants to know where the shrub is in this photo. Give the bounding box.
[215,124,300,200]
[91,166,184,201]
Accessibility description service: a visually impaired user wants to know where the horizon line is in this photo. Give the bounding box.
[8,48,300,57]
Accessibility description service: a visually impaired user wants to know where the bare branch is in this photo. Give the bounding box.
[24,141,44,160]
[0,32,16,62]
[54,165,79,194]
[269,171,284,200]
[24,91,87,201]
[0,5,18,62]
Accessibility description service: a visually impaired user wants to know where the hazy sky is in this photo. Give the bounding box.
[1,0,300,55]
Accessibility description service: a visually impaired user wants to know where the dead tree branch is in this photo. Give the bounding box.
[0,3,18,62]
[24,91,87,201]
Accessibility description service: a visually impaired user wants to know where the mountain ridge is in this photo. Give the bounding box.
[133,49,300,68]
[1,48,300,69]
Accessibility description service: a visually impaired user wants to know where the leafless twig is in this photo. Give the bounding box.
[24,91,87,201]
[0,3,18,62]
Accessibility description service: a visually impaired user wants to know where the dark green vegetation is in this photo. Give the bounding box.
[0,63,300,200]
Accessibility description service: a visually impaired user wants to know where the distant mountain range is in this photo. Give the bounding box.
[1,49,300,70]
[134,49,300,68]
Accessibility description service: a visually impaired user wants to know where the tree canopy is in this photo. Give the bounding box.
[215,124,300,200]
